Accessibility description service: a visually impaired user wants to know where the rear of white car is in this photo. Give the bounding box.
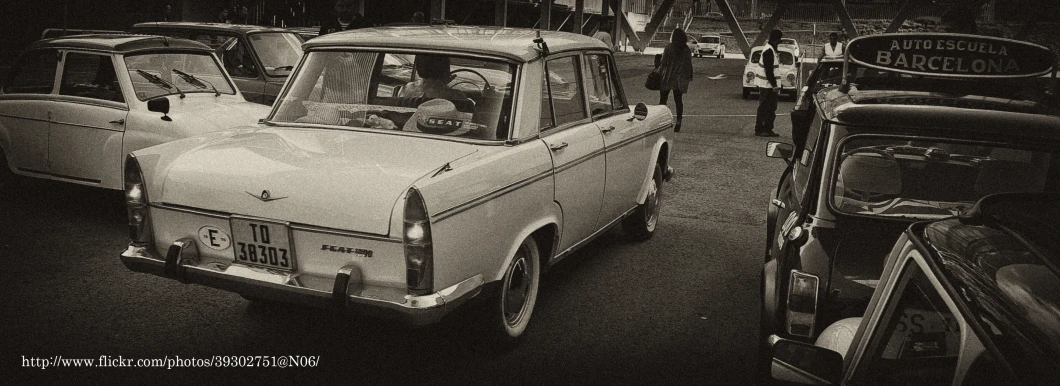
[741,46,799,99]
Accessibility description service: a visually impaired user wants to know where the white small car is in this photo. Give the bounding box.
[742,45,800,99]
[695,35,726,58]
[0,34,270,189]
[780,38,801,59]
[120,26,675,346]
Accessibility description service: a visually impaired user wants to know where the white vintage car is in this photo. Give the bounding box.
[119,26,675,344]
[0,34,270,189]
[742,45,801,99]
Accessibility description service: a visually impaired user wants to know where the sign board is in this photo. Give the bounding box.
[846,33,1055,79]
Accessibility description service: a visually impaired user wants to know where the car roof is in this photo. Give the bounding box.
[917,193,1060,383]
[132,22,295,35]
[814,86,1060,140]
[303,25,609,62]
[29,33,213,53]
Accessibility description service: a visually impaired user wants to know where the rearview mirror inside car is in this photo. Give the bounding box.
[766,141,794,160]
[771,337,843,385]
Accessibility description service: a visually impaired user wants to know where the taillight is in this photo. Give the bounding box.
[786,270,819,337]
[403,187,433,296]
[124,154,152,246]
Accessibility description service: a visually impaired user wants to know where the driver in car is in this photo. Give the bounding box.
[397,55,467,100]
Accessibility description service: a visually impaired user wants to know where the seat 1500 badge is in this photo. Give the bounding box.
[321,244,373,258]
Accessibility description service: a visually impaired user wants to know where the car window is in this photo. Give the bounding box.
[583,54,625,117]
[59,52,124,103]
[779,51,795,65]
[792,116,824,200]
[3,49,58,94]
[856,259,962,385]
[218,37,260,78]
[750,50,762,63]
[246,32,302,76]
[124,52,236,100]
[832,136,1059,219]
[272,51,515,141]
[544,56,587,127]
[701,37,720,43]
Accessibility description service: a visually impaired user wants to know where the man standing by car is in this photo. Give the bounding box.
[319,0,364,36]
[818,32,844,61]
[755,29,782,137]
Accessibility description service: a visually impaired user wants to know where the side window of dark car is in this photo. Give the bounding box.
[792,115,825,199]
[542,56,587,127]
[3,49,59,94]
[215,36,259,79]
[59,52,124,103]
[854,259,962,386]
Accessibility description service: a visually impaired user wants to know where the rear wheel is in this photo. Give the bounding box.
[624,164,662,241]
[480,235,541,349]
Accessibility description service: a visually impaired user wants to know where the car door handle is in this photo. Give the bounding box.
[549,142,568,151]
[109,119,125,125]
[771,199,786,209]
[601,126,616,133]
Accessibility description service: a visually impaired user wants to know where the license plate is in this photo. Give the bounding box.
[230,217,295,271]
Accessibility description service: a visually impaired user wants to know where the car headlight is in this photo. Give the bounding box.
[786,73,796,84]
[746,72,755,83]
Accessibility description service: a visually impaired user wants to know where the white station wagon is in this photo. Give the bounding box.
[120,26,675,344]
[0,34,270,189]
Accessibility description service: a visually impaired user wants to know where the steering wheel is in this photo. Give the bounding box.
[449,68,491,92]
[838,148,902,204]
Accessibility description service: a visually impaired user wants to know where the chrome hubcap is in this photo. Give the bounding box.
[644,178,659,230]
[502,249,531,326]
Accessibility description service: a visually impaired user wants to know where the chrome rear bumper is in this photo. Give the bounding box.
[120,241,483,326]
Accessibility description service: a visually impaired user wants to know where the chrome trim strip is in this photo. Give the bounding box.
[48,97,129,111]
[550,206,636,265]
[289,224,401,243]
[554,147,606,174]
[0,114,49,123]
[434,168,553,222]
[51,120,123,132]
[604,123,671,153]
[17,167,102,183]
[150,202,401,242]
[151,203,230,219]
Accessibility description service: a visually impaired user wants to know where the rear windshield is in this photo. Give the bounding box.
[832,136,1060,219]
[272,50,516,141]
[700,36,720,43]
[750,50,794,65]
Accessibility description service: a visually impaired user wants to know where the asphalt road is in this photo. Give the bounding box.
[0,55,796,384]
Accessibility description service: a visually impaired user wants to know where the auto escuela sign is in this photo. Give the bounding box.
[846,33,1055,78]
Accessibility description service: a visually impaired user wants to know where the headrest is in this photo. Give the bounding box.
[838,151,902,195]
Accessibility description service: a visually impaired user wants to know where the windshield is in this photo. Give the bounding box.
[247,32,303,76]
[750,50,794,66]
[700,36,720,43]
[832,136,1059,219]
[272,51,516,141]
[123,52,235,100]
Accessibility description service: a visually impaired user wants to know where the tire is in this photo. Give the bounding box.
[742,87,751,99]
[481,235,541,349]
[624,164,662,241]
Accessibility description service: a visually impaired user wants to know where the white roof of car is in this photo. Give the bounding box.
[304,25,609,62]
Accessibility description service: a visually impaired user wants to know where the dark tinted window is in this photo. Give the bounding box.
[60,52,124,103]
[4,49,58,94]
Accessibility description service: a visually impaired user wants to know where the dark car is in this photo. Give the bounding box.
[790,58,845,152]
[131,22,304,105]
[760,33,1060,358]
[767,192,1060,385]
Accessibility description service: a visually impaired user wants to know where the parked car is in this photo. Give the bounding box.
[742,45,800,99]
[695,35,725,58]
[119,26,675,345]
[0,34,269,190]
[131,22,305,105]
[760,33,1060,362]
[768,192,1060,385]
[780,37,801,59]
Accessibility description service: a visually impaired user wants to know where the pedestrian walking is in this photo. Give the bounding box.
[754,29,783,137]
[656,28,693,132]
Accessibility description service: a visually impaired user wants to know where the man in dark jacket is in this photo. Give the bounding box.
[319,0,365,36]
[754,29,783,137]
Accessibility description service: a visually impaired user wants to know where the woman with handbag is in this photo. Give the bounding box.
[655,28,693,132]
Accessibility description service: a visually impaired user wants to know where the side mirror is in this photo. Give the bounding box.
[147,97,172,121]
[632,102,648,121]
[766,141,794,160]
[771,337,843,385]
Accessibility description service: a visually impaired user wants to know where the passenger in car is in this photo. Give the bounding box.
[398,55,467,101]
